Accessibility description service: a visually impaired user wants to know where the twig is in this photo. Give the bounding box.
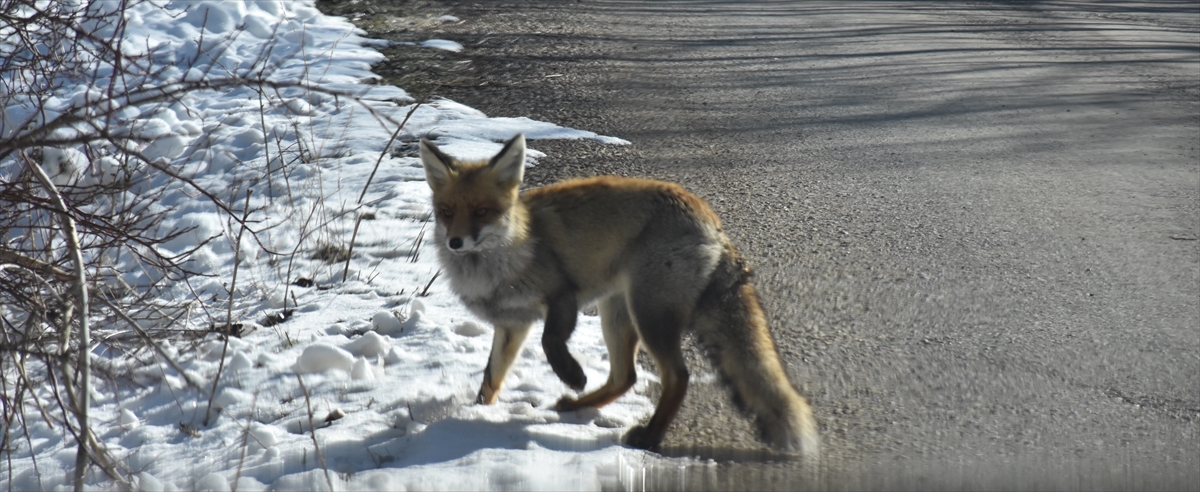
[1,332,47,491]
[295,374,333,490]
[0,250,74,282]
[254,88,277,203]
[280,184,324,322]
[418,270,441,297]
[24,152,91,492]
[17,394,46,491]
[204,189,252,426]
[96,296,210,397]
[407,216,430,264]
[2,332,57,430]
[357,102,423,205]
[341,214,364,283]
[232,391,260,492]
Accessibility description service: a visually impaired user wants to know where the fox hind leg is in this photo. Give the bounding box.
[556,295,640,411]
[621,298,690,450]
[478,322,533,404]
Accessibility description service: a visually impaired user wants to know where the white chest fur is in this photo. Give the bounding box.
[438,242,544,325]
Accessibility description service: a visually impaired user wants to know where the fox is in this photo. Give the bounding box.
[419,134,818,456]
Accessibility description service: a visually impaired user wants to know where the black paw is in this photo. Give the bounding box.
[553,360,587,391]
[554,395,578,412]
[565,368,587,391]
[621,425,663,451]
[546,350,587,391]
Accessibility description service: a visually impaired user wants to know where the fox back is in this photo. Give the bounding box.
[420,136,726,314]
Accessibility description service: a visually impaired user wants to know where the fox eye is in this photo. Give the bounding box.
[472,208,489,218]
[439,208,453,219]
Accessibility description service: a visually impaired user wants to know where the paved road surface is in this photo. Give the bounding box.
[334,1,1199,489]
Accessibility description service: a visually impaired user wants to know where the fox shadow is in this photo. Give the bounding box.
[326,405,622,471]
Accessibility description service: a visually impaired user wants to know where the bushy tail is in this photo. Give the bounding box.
[693,245,819,458]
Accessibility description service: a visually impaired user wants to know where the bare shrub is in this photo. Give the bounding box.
[0,0,410,487]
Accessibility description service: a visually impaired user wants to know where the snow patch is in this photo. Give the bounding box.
[344,330,391,358]
[294,344,355,374]
[421,39,464,52]
[119,409,140,430]
[454,320,489,337]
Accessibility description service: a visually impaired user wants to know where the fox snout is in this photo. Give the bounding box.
[435,207,496,252]
[438,222,475,252]
[442,231,476,252]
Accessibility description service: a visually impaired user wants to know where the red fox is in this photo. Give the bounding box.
[420,134,818,456]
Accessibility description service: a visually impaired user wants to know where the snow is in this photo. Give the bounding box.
[421,38,465,52]
[294,344,356,374]
[0,1,706,491]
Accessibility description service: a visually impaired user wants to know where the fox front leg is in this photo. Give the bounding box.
[556,295,640,412]
[478,322,533,404]
[542,291,586,391]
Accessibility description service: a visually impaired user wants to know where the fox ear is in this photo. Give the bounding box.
[420,138,456,191]
[488,134,526,188]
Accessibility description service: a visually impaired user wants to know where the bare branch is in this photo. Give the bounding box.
[23,152,92,492]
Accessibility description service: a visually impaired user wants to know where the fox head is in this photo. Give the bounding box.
[419,134,528,253]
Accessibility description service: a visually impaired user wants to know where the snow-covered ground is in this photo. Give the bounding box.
[1,1,705,490]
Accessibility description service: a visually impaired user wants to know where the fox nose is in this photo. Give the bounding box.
[448,237,463,250]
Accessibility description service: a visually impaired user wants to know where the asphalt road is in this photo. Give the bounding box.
[328,1,1199,489]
